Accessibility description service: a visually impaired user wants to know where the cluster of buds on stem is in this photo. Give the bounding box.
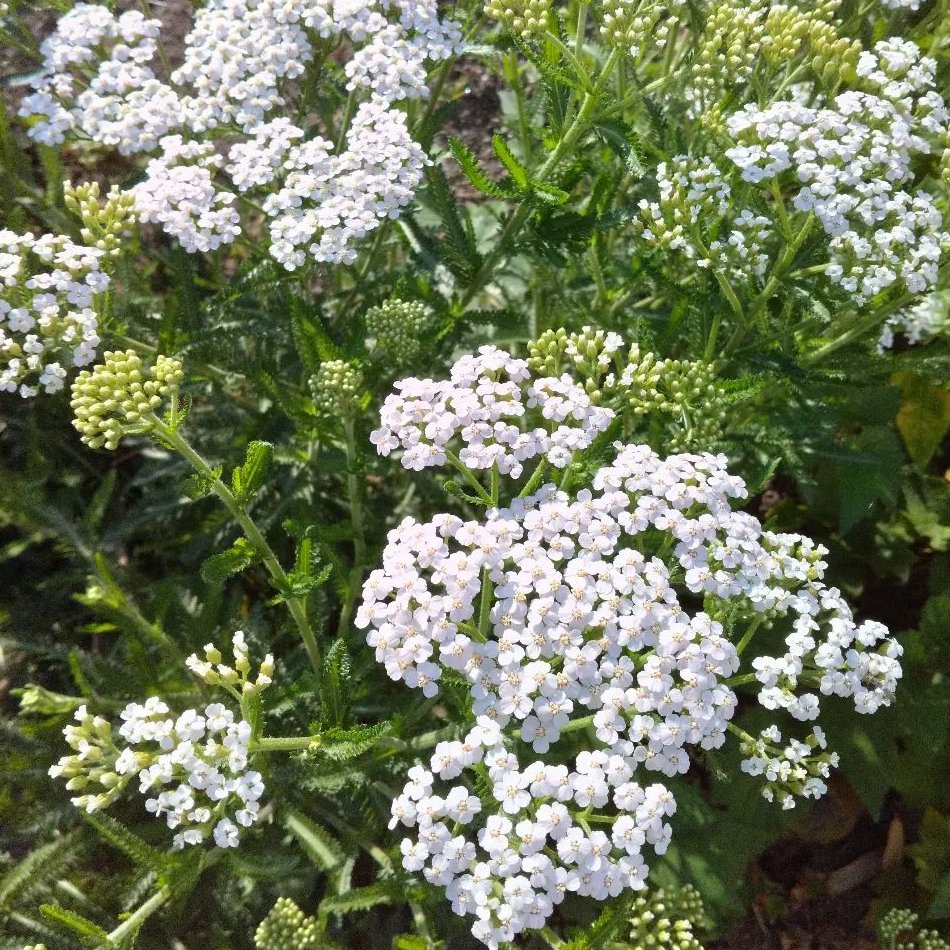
[310,359,364,418]
[484,0,551,38]
[254,898,321,950]
[186,630,274,697]
[625,885,708,950]
[64,181,137,261]
[70,349,183,449]
[364,298,430,364]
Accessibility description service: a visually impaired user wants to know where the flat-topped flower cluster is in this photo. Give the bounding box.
[1,230,108,398]
[725,38,948,304]
[21,0,461,267]
[357,347,902,948]
[50,698,264,850]
[50,632,273,850]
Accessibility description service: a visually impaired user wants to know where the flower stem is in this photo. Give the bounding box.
[151,415,321,674]
[338,417,367,638]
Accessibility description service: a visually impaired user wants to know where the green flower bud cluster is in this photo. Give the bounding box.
[527,326,627,404]
[690,0,769,107]
[70,349,183,450]
[599,0,685,53]
[365,298,429,363]
[621,885,708,950]
[64,181,137,261]
[484,0,552,38]
[763,3,859,85]
[656,359,727,452]
[618,351,727,450]
[255,898,321,950]
[879,909,950,950]
[310,359,364,418]
[47,704,129,814]
[186,630,275,696]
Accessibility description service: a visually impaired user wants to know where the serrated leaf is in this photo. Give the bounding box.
[447,139,511,200]
[593,121,646,177]
[491,134,528,189]
[232,441,274,503]
[319,883,393,918]
[39,905,109,946]
[184,466,223,501]
[285,811,344,872]
[83,813,171,870]
[200,537,256,587]
[320,638,351,727]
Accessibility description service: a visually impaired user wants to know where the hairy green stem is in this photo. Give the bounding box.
[460,48,621,308]
[338,417,367,638]
[151,416,321,673]
[253,735,320,752]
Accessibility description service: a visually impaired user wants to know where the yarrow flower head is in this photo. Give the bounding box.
[70,349,183,450]
[310,359,365,418]
[358,344,902,947]
[370,344,615,476]
[1,229,108,398]
[725,38,949,304]
[21,0,462,270]
[50,697,264,850]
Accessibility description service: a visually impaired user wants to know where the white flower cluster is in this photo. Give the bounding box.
[727,39,948,304]
[21,0,461,268]
[50,697,264,851]
[1,230,108,398]
[879,292,950,350]
[359,354,902,945]
[740,725,838,809]
[371,345,615,475]
[637,157,772,283]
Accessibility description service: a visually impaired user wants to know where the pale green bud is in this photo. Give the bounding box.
[484,0,551,38]
[255,897,321,950]
[365,298,429,363]
[310,360,363,418]
[70,350,183,450]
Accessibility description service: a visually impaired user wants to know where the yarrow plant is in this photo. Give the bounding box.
[3,0,948,946]
[357,343,902,947]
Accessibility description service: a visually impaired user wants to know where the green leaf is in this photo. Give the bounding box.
[491,134,529,189]
[320,637,351,728]
[184,466,223,501]
[231,441,274,503]
[83,813,171,870]
[200,537,256,587]
[894,371,950,467]
[593,121,646,177]
[447,139,512,200]
[319,884,394,918]
[39,905,109,946]
[285,811,344,872]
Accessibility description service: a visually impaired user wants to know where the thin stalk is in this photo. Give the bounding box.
[518,459,549,498]
[106,885,173,945]
[460,48,621,308]
[446,449,495,505]
[504,51,534,163]
[253,735,320,752]
[338,417,367,638]
[736,616,763,655]
[150,416,321,673]
[559,714,595,733]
